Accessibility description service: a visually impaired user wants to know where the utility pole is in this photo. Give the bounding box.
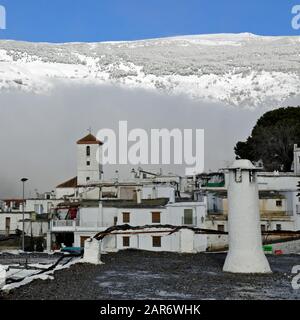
[21,178,28,251]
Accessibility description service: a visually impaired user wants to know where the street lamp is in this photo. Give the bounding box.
[21,178,28,251]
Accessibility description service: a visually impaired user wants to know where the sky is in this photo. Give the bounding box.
[0,0,299,42]
[0,1,299,197]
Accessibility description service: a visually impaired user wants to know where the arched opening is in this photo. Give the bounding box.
[86,146,90,157]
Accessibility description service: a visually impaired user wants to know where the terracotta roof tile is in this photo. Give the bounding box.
[56,177,78,189]
[76,134,103,145]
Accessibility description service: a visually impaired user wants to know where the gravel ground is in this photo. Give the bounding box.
[0,250,300,300]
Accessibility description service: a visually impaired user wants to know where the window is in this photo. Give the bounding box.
[123,212,130,223]
[13,201,20,210]
[114,217,118,226]
[249,170,255,183]
[152,236,161,247]
[217,224,224,232]
[123,236,130,247]
[235,168,242,183]
[261,225,266,232]
[276,224,282,231]
[86,177,90,182]
[276,200,282,207]
[86,146,90,157]
[152,212,161,223]
[183,209,193,225]
[86,161,90,166]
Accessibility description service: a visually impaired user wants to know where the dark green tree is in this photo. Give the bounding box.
[234,107,300,172]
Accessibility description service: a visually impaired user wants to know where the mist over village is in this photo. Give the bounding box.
[0,1,300,314]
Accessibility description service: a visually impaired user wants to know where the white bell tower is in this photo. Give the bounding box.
[77,133,103,185]
[223,159,271,274]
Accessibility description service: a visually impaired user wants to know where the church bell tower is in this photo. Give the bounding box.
[77,133,103,185]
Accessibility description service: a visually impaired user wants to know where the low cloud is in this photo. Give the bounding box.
[0,82,269,198]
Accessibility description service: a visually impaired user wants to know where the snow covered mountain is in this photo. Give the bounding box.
[0,33,300,107]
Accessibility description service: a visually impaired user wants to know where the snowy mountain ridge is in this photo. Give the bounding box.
[0,33,300,107]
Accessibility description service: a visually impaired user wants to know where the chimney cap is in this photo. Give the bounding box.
[227,159,258,171]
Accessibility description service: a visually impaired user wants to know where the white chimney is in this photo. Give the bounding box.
[131,168,136,180]
[223,159,271,274]
[152,186,157,199]
[294,144,300,175]
[136,188,142,204]
[0,265,6,288]
[169,188,175,203]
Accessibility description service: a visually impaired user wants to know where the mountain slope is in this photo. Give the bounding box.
[0,33,300,107]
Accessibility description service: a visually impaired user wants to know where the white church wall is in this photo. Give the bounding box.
[77,142,102,185]
[55,187,76,199]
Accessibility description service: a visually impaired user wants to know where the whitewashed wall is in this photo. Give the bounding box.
[78,205,117,228]
[55,187,76,199]
[292,192,300,230]
[0,212,31,234]
[26,199,62,214]
[77,143,102,185]
[20,220,49,237]
[116,231,180,252]
[74,231,116,251]
[142,185,174,200]
[257,174,299,191]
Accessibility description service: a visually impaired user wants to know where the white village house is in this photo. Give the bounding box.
[2,133,299,253]
[49,197,207,253]
[45,134,300,253]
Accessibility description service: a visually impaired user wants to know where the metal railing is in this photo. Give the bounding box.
[51,220,79,228]
[51,219,113,230]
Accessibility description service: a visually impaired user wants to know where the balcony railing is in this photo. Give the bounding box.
[50,219,114,231]
[51,220,79,231]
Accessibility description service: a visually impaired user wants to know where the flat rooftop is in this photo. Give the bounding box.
[1,251,299,300]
